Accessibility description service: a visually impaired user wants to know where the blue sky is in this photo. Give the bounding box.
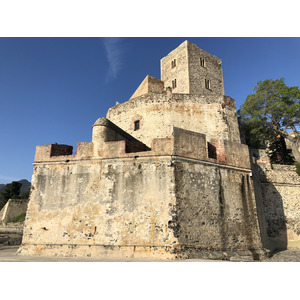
[0,37,300,183]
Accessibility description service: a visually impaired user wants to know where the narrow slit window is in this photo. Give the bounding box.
[134,120,140,131]
[200,57,205,67]
[172,78,177,89]
[205,79,210,90]
[171,59,176,68]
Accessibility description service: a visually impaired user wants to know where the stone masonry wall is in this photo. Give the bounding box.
[173,158,263,259]
[18,126,262,259]
[160,40,224,96]
[19,157,178,259]
[160,40,190,94]
[254,162,300,249]
[187,41,224,96]
[107,92,241,148]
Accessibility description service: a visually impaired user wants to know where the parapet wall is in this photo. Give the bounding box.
[34,125,250,170]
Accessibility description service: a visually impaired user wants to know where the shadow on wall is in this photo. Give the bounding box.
[252,164,287,251]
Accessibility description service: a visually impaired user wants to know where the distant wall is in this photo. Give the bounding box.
[0,198,29,226]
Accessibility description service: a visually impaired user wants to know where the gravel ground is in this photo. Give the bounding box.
[1,246,300,262]
[261,248,300,262]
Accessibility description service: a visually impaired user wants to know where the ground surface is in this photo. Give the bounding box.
[0,246,300,262]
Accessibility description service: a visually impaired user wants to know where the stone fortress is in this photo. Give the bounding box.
[17,40,300,260]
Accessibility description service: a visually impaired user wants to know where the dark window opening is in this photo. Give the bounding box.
[200,57,205,67]
[172,78,177,89]
[171,59,176,68]
[208,142,217,159]
[134,120,140,131]
[205,79,210,90]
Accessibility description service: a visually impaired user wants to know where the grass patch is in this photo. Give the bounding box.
[295,162,300,176]
[9,213,26,223]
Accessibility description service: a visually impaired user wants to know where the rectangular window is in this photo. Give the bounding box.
[134,120,140,131]
[205,79,210,90]
[172,78,177,89]
[207,142,217,159]
[171,59,176,68]
[200,57,205,67]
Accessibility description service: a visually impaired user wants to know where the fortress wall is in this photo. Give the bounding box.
[19,156,178,259]
[107,93,241,147]
[173,158,263,258]
[18,127,263,259]
[255,162,300,249]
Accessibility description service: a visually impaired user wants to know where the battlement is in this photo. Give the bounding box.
[34,124,250,170]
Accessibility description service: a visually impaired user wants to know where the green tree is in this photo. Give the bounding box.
[19,190,30,199]
[0,181,22,210]
[267,135,294,165]
[239,78,300,162]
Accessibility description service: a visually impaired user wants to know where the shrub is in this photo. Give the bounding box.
[9,213,26,223]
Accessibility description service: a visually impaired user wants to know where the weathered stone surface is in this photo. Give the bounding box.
[253,162,300,250]
[0,226,23,246]
[18,125,265,260]
[130,75,164,100]
[107,93,241,148]
[160,40,224,96]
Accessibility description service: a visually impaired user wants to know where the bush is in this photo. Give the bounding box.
[9,213,26,223]
[295,162,300,176]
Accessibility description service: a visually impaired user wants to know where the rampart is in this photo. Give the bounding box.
[18,122,264,260]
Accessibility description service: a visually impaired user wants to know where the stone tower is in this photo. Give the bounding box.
[160,40,225,96]
[107,41,240,147]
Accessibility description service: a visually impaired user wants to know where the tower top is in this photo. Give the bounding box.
[160,40,224,96]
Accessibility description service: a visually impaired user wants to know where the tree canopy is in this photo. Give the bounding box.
[0,181,22,210]
[0,181,30,210]
[240,78,300,140]
[239,78,300,162]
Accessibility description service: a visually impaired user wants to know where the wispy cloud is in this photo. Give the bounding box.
[103,37,124,82]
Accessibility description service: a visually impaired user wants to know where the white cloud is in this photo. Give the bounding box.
[103,37,124,82]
